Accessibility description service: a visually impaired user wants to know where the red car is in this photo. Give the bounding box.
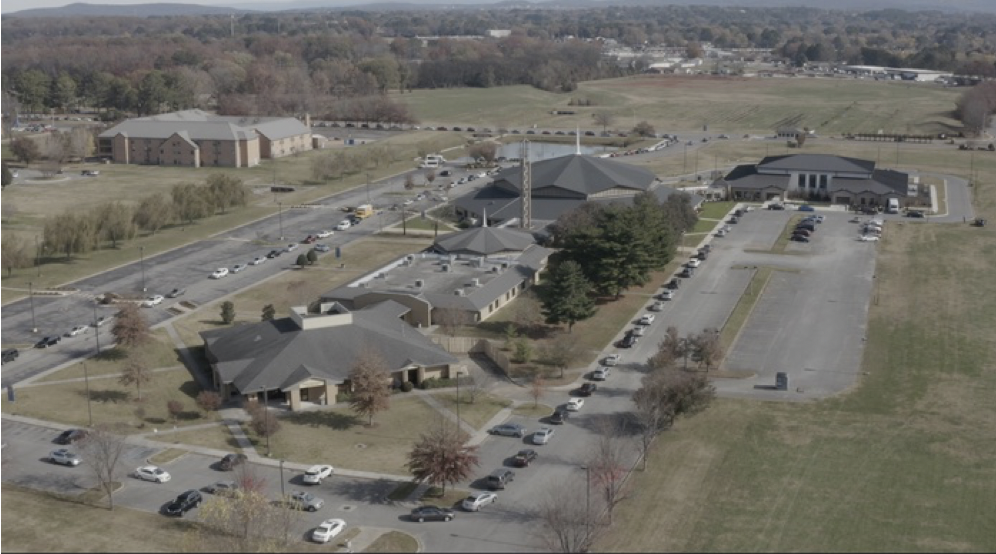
[303,235,317,244]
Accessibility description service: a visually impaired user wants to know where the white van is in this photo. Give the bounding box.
[886,198,900,214]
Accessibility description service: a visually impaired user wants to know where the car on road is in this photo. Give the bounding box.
[303,235,317,244]
[488,423,526,438]
[659,289,675,300]
[461,492,498,512]
[210,267,229,279]
[134,465,171,483]
[266,250,282,259]
[666,278,680,290]
[142,295,164,307]
[631,325,646,337]
[314,243,331,253]
[513,449,538,467]
[283,491,324,511]
[35,336,61,348]
[790,235,810,243]
[311,519,347,543]
[486,468,515,490]
[335,220,351,231]
[577,382,598,397]
[687,258,701,268]
[532,427,555,444]
[166,288,186,298]
[410,505,455,522]
[549,409,569,425]
[618,333,638,348]
[67,325,88,337]
[592,367,611,381]
[638,314,656,325]
[858,235,880,242]
[316,230,334,238]
[93,315,113,328]
[768,203,786,211]
[2,348,19,365]
[251,256,267,265]
[603,353,621,366]
[347,215,362,225]
[798,204,815,212]
[49,448,81,466]
[650,300,666,312]
[303,464,334,485]
[55,429,88,445]
[905,210,926,218]
[164,490,202,517]
[219,453,247,471]
[204,481,238,496]
[285,243,299,253]
[566,398,585,412]
[231,263,248,273]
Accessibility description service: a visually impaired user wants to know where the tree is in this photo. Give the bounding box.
[468,142,498,164]
[512,337,533,363]
[1,163,11,189]
[1,233,33,277]
[530,376,546,408]
[119,356,153,402]
[196,390,223,414]
[206,174,248,214]
[167,400,184,424]
[250,402,281,438]
[796,131,808,148]
[404,173,415,190]
[535,477,602,553]
[632,370,671,471]
[539,260,597,333]
[43,210,98,259]
[406,418,479,494]
[78,424,128,510]
[348,346,392,426]
[112,303,150,348]
[434,306,470,337]
[587,418,629,524]
[295,253,309,267]
[690,327,723,371]
[632,120,656,137]
[261,304,276,321]
[11,136,41,165]
[424,169,437,187]
[95,202,137,249]
[171,182,212,225]
[648,326,684,370]
[592,112,615,133]
[133,193,173,235]
[306,249,318,265]
[220,301,236,324]
[543,334,581,379]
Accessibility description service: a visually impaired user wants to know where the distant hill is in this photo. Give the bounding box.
[7,2,253,18]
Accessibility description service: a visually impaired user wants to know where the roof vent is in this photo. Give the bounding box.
[471,278,480,287]
[491,266,500,273]
[415,279,424,288]
[454,289,465,296]
[501,261,511,269]
[406,254,415,262]
[441,264,450,272]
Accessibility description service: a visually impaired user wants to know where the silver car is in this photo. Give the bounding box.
[49,448,81,466]
[285,491,324,512]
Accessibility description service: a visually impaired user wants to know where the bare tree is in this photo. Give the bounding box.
[534,476,603,553]
[530,376,546,408]
[434,306,470,337]
[544,334,580,379]
[118,355,153,402]
[424,169,437,187]
[111,303,150,349]
[406,417,479,494]
[690,327,723,371]
[348,346,392,426]
[404,173,415,190]
[133,193,173,235]
[78,424,128,510]
[587,418,629,524]
[592,112,615,134]
[632,370,671,471]
[1,233,33,277]
[462,376,484,404]
[648,326,684,370]
[167,399,183,424]
[196,390,223,414]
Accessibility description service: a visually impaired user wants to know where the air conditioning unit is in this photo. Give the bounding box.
[441,264,450,272]
[415,279,424,288]
[471,278,480,287]
[491,266,500,273]
[454,289,465,296]
[501,262,511,269]
[406,254,415,262]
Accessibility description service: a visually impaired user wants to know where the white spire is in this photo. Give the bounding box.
[482,207,488,227]
[576,125,581,154]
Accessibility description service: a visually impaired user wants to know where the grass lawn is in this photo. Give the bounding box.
[420,486,471,508]
[595,197,996,551]
[696,201,737,220]
[159,424,240,453]
[364,531,419,553]
[429,392,512,430]
[37,329,180,382]
[245,395,443,475]
[512,403,554,418]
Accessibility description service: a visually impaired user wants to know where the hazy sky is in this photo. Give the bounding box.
[0,0,459,15]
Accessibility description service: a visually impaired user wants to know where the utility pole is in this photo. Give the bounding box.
[139,246,146,292]
[580,464,591,548]
[34,235,41,276]
[93,303,101,354]
[263,388,271,457]
[366,173,372,205]
[278,203,284,241]
[28,281,37,333]
[279,459,286,499]
[83,362,93,427]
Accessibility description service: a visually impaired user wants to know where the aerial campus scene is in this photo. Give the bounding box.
[1,0,994,552]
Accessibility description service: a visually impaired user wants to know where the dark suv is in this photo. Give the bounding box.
[219,453,247,471]
[165,489,202,517]
[618,332,638,349]
[1,348,19,365]
[550,409,569,425]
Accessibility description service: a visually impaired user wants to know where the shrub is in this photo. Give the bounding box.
[335,391,353,403]
[400,381,414,392]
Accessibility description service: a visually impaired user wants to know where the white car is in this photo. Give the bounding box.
[335,220,351,231]
[631,325,646,337]
[659,289,674,301]
[134,465,171,483]
[303,464,335,485]
[638,314,656,325]
[603,354,621,366]
[142,295,164,307]
[49,448,81,466]
[566,398,585,412]
[859,235,880,242]
[251,256,266,265]
[311,519,346,543]
[592,367,611,381]
[67,325,88,337]
[285,243,299,253]
[687,258,701,268]
[461,491,498,512]
[532,427,555,445]
[231,263,248,273]
[210,268,229,279]
[650,301,666,312]
[316,230,334,239]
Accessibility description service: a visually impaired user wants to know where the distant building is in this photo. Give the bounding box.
[98,109,312,168]
[487,30,512,38]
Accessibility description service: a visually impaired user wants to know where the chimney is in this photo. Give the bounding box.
[305,113,311,127]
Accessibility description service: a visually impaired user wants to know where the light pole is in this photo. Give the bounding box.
[580,464,591,549]
[366,173,372,205]
[28,281,37,333]
[34,235,41,276]
[263,388,271,457]
[139,246,146,292]
[93,302,101,354]
[278,203,284,241]
[683,142,688,175]
[83,362,93,427]
[279,459,286,499]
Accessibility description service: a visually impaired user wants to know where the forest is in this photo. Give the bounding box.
[2,5,996,121]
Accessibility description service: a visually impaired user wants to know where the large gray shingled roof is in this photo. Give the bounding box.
[493,154,656,196]
[99,109,308,142]
[433,226,537,256]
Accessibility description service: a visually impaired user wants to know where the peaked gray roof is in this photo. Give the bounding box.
[434,226,537,255]
[99,109,307,142]
[721,156,908,196]
[759,154,875,175]
[492,154,655,197]
[201,301,456,393]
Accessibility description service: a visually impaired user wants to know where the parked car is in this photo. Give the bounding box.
[592,367,611,381]
[488,423,526,438]
[55,428,88,445]
[164,490,202,517]
[219,453,247,471]
[858,235,880,242]
[513,449,538,467]
[303,464,335,485]
[311,519,347,543]
[603,354,621,366]
[283,491,324,512]
[790,235,810,243]
[1,348,19,365]
[313,243,331,253]
[666,278,681,290]
[67,325,88,337]
[798,204,816,211]
[906,210,926,218]
[165,288,186,298]
[49,448,81,466]
[486,468,515,490]
[566,398,585,412]
[631,325,646,337]
[35,336,61,348]
[659,289,675,300]
[204,481,238,496]
[134,465,172,483]
[577,382,598,397]
[92,315,113,328]
[638,314,656,325]
[210,268,229,279]
[231,263,248,273]
[768,203,786,211]
[142,295,164,307]
[549,409,569,425]
[303,235,317,244]
[410,505,455,522]
[266,250,282,259]
[687,258,702,268]
[532,427,555,444]
[461,492,498,512]
[618,333,639,348]
[251,256,267,265]
[793,228,812,237]
[285,243,299,253]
